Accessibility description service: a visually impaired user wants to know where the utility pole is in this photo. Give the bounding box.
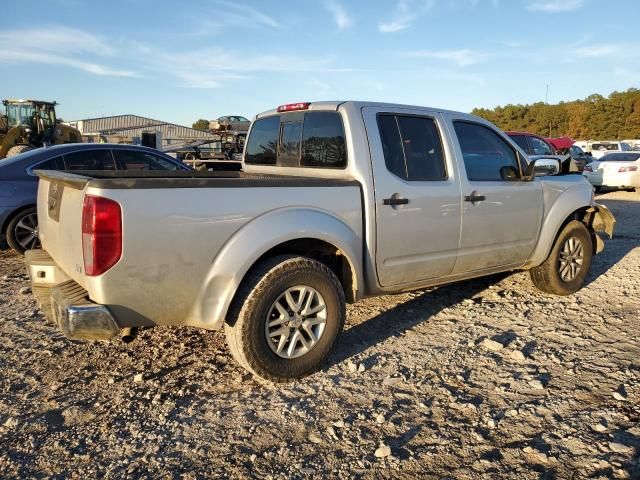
[545,84,549,104]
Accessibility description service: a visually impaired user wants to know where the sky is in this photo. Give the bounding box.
[1,0,639,127]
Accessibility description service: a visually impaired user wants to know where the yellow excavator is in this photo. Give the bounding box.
[0,99,81,159]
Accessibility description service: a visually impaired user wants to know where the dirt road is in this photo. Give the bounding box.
[0,191,638,479]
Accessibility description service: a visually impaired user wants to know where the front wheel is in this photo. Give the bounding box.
[529,220,593,296]
[6,207,40,254]
[225,255,345,382]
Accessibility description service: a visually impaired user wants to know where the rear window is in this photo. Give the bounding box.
[245,112,346,168]
[245,116,279,165]
[599,153,640,162]
[592,143,619,151]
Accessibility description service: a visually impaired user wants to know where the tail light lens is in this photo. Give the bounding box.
[618,166,638,172]
[584,165,593,172]
[82,195,122,276]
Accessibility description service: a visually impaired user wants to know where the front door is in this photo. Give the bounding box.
[363,107,462,287]
[444,116,543,274]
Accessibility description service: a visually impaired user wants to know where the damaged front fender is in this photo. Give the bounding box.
[583,204,616,254]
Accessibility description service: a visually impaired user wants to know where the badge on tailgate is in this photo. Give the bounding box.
[48,181,64,221]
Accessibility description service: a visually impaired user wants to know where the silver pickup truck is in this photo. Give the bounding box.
[26,101,615,382]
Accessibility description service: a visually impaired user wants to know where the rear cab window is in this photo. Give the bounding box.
[245,111,346,168]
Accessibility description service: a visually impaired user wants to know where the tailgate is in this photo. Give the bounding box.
[36,172,90,289]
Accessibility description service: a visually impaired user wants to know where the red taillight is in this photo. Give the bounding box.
[82,195,122,276]
[584,165,593,172]
[277,102,311,113]
[618,165,638,172]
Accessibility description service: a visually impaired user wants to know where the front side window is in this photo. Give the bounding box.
[63,149,116,170]
[454,121,521,181]
[378,114,447,181]
[245,116,279,165]
[529,136,554,155]
[113,150,181,170]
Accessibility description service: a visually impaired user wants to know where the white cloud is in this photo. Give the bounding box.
[527,0,584,13]
[403,49,489,66]
[324,0,353,30]
[0,26,136,77]
[574,44,620,57]
[205,0,281,29]
[379,0,436,33]
[154,48,362,88]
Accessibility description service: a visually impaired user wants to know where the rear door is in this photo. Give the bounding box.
[443,116,543,273]
[362,106,462,287]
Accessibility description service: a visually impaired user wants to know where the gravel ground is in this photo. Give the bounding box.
[0,190,639,479]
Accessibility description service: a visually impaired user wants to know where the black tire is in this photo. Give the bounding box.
[225,255,346,382]
[6,145,34,158]
[6,207,40,255]
[529,220,593,296]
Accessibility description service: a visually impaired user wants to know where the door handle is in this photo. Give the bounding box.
[383,197,409,206]
[464,192,486,203]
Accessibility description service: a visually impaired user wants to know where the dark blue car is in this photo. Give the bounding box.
[0,143,190,254]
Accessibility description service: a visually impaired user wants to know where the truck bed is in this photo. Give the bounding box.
[34,170,363,330]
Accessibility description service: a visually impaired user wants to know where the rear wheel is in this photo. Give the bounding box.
[529,220,593,296]
[225,255,345,382]
[6,207,40,254]
[6,145,34,158]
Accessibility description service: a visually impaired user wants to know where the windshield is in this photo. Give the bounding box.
[5,103,54,128]
[6,104,36,128]
[599,153,640,162]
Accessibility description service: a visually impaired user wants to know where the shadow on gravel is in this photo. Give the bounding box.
[327,272,511,368]
[586,199,640,286]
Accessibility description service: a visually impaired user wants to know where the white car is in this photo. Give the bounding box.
[583,152,640,192]
[589,141,632,159]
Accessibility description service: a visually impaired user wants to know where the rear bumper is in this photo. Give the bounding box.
[25,250,120,341]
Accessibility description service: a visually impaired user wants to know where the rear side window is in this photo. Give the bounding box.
[245,112,346,168]
[301,112,347,168]
[245,116,279,165]
[454,121,521,181]
[113,150,181,170]
[377,114,447,181]
[35,156,65,170]
[63,149,116,170]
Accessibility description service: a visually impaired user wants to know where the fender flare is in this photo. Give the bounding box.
[525,186,598,268]
[192,207,363,330]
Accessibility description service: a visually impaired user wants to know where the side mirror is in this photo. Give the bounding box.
[526,158,561,178]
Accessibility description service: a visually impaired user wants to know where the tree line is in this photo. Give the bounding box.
[472,88,640,140]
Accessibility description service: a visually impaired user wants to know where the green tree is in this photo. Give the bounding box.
[472,88,640,139]
[192,119,210,131]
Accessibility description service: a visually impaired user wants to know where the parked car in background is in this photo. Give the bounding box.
[506,131,578,171]
[209,115,251,132]
[0,143,190,254]
[506,131,557,156]
[589,141,633,159]
[25,100,614,382]
[583,152,640,192]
